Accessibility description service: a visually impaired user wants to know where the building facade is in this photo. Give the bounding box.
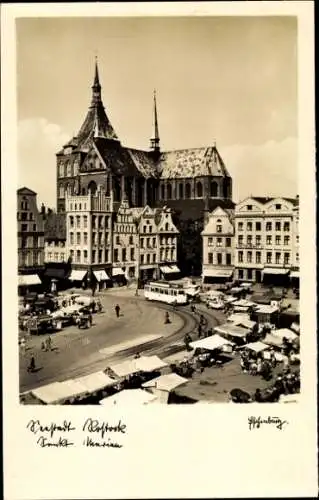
[234,196,299,283]
[201,206,235,285]
[44,240,67,263]
[17,187,45,281]
[55,61,234,274]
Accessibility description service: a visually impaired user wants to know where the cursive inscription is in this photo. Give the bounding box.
[83,436,122,448]
[27,420,75,448]
[82,418,126,438]
[248,416,288,431]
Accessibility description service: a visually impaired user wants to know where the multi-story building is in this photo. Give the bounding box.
[201,206,235,286]
[17,187,45,289]
[290,200,300,284]
[55,60,234,274]
[65,185,113,288]
[112,197,179,283]
[234,196,299,284]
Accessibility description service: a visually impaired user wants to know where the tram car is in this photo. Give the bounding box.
[144,281,188,305]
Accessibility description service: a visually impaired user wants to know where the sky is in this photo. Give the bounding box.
[16,16,298,207]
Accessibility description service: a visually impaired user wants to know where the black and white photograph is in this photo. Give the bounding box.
[2,2,317,498]
[16,14,303,406]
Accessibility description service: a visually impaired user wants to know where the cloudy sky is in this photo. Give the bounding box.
[17,16,298,206]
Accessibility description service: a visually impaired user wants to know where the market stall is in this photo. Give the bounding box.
[99,388,158,405]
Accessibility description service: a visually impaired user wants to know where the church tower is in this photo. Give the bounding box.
[150,90,161,161]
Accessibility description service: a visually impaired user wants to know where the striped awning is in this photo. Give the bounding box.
[18,274,41,286]
[69,270,87,281]
[94,270,110,281]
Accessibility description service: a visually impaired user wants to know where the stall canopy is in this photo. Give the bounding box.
[272,328,298,341]
[263,333,284,348]
[142,373,188,392]
[135,355,167,372]
[203,268,233,278]
[190,334,233,351]
[99,389,158,406]
[227,314,256,331]
[112,267,125,276]
[232,299,256,308]
[18,274,41,286]
[108,360,140,378]
[290,271,300,279]
[263,268,290,275]
[255,304,279,314]
[69,270,87,281]
[73,371,116,393]
[32,380,87,404]
[244,341,269,353]
[93,270,110,282]
[214,323,248,339]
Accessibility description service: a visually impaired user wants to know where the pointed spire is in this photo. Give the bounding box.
[91,56,102,106]
[150,89,160,155]
[93,55,100,88]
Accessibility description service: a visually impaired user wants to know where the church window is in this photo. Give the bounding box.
[210,181,218,197]
[196,181,203,198]
[179,184,184,199]
[185,183,191,198]
[167,184,172,199]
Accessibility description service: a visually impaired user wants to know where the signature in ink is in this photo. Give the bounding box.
[248,416,288,430]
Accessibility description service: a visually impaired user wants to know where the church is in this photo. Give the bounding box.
[56,60,234,274]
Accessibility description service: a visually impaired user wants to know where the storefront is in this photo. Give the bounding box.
[69,269,88,288]
[262,267,290,287]
[112,267,127,286]
[93,270,111,290]
[290,270,300,289]
[202,267,233,285]
[140,266,158,282]
[18,274,42,295]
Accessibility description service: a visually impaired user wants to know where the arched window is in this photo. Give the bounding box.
[210,181,218,197]
[161,184,165,199]
[179,183,184,199]
[165,222,169,231]
[185,183,191,199]
[88,180,97,195]
[196,181,203,198]
[167,183,172,199]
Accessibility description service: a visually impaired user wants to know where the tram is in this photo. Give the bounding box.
[144,281,188,305]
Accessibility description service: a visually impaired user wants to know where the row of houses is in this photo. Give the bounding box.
[202,196,299,286]
[18,187,299,291]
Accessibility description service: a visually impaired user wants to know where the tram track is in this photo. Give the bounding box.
[20,298,224,393]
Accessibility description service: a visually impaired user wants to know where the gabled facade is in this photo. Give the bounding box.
[201,206,235,285]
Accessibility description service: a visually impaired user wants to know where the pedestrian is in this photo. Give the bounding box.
[41,341,46,352]
[115,304,120,318]
[164,311,170,324]
[28,356,36,372]
[89,312,93,327]
[46,336,52,351]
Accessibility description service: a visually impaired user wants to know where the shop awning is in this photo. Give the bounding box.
[203,268,233,278]
[69,269,87,281]
[94,270,110,282]
[99,389,158,406]
[112,267,125,276]
[290,271,300,279]
[263,268,290,275]
[142,373,188,392]
[135,355,167,372]
[190,334,233,351]
[160,266,174,274]
[18,274,41,286]
[214,324,248,338]
[169,265,180,273]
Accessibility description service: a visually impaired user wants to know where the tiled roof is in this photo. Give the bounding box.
[156,198,235,221]
[93,138,137,176]
[251,196,299,206]
[158,146,230,179]
[44,212,66,240]
[126,148,157,178]
[77,104,119,152]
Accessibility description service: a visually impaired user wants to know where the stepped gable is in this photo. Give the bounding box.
[158,145,231,179]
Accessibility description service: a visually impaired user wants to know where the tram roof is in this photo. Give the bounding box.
[148,280,184,289]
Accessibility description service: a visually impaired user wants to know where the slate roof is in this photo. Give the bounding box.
[158,146,230,179]
[44,212,66,241]
[92,138,138,177]
[125,148,157,178]
[156,198,235,222]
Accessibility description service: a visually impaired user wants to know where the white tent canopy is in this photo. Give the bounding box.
[215,324,248,338]
[73,371,117,393]
[32,380,87,404]
[142,373,188,392]
[18,274,41,286]
[190,334,233,351]
[94,270,110,281]
[99,389,158,405]
[69,270,87,281]
[109,360,140,378]
[135,356,167,372]
[272,328,298,341]
[243,341,269,353]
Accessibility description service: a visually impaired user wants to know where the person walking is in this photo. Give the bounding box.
[89,312,93,327]
[27,356,36,372]
[164,311,170,324]
[115,304,120,318]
